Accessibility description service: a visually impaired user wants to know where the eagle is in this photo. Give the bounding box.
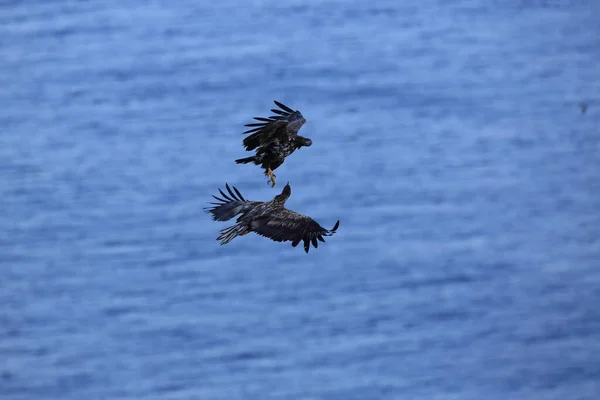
[205,183,340,253]
[235,101,312,187]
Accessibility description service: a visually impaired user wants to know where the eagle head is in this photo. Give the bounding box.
[273,182,291,204]
[282,182,291,198]
[297,136,312,148]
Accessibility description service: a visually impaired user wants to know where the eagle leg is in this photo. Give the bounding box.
[265,168,276,187]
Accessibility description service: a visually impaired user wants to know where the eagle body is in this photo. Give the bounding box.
[205,183,339,253]
[241,133,304,171]
[235,101,312,187]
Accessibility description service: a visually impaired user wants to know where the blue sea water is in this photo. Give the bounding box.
[1,0,600,399]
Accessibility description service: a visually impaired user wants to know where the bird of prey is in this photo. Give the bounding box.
[235,101,312,187]
[205,183,340,253]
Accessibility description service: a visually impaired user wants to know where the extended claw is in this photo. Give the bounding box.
[265,168,276,187]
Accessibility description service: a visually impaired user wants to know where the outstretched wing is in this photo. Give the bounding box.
[250,209,340,253]
[204,183,260,221]
[242,101,306,151]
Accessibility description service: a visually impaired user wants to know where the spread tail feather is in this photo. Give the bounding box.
[217,223,248,245]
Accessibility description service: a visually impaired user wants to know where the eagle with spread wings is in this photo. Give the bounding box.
[235,101,312,187]
[205,183,340,253]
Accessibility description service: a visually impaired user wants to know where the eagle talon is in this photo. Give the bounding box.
[265,168,276,187]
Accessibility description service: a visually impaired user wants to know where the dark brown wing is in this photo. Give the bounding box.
[204,183,260,221]
[250,209,340,253]
[241,101,306,151]
[242,119,288,151]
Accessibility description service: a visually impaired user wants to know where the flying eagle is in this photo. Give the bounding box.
[235,101,312,187]
[205,183,340,253]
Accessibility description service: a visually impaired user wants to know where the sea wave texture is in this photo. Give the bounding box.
[1,1,599,399]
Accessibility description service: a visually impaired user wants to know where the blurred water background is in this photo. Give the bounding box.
[1,0,600,399]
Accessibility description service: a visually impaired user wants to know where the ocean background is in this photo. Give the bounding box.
[1,0,599,399]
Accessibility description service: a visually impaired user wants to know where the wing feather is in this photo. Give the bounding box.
[250,209,340,253]
[240,100,306,151]
[205,184,259,221]
[242,120,289,151]
[273,100,295,113]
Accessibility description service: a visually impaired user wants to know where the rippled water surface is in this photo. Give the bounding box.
[1,1,600,399]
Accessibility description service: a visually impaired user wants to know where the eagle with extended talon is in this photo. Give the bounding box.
[205,183,339,253]
[235,100,312,187]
